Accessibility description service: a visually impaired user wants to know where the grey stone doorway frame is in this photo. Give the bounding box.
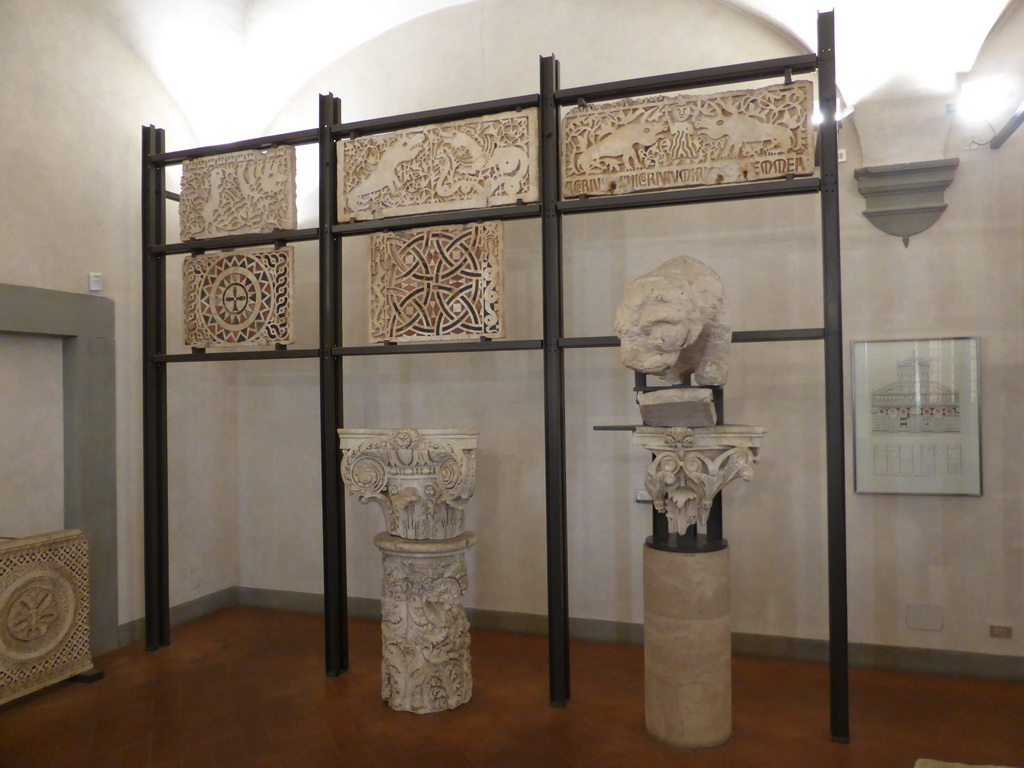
[0,283,117,654]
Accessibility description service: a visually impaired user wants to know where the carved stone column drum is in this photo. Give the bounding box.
[338,428,478,714]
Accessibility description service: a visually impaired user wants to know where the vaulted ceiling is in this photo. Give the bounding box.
[94,0,1017,145]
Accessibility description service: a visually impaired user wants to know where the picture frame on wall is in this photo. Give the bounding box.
[851,337,982,496]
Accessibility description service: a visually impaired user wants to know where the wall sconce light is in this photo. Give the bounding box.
[952,75,1024,149]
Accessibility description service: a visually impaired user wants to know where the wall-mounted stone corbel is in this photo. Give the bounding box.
[854,158,959,247]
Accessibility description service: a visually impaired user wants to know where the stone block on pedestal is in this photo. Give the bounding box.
[638,388,717,427]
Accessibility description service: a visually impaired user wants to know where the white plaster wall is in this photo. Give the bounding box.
[240,0,1023,659]
[0,334,65,538]
[0,0,242,621]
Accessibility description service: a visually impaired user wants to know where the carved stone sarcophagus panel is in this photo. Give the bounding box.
[369,222,504,343]
[183,246,293,348]
[0,530,93,706]
[339,110,539,220]
[179,146,297,241]
[562,81,814,198]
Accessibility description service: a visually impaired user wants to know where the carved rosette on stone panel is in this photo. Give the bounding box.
[339,110,539,220]
[179,146,297,240]
[182,247,293,347]
[337,429,478,540]
[634,426,766,534]
[370,222,504,342]
[562,81,813,198]
[376,533,476,713]
[0,531,93,706]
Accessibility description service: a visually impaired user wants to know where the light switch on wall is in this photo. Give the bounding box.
[88,272,103,292]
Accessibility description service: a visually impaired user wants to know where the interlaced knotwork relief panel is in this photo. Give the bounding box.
[179,146,297,240]
[562,81,814,198]
[340,110,539,220]
[0,531,92,706]
[369,222,504,343]
[183,247,293,347]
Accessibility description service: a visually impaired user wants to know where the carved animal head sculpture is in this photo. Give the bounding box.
[614,255,730,386]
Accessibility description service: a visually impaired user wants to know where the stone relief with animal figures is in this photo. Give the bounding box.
[562,81,813,198]
[339,110,539,220]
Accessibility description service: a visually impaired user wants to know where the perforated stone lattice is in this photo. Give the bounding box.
[0,531,92,706]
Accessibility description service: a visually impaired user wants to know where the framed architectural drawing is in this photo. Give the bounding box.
[851,337,981,495]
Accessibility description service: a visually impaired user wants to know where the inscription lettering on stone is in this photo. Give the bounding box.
[179,146,297,240]
[340,110,538,220]
[562,81,814,198]
[183,247,293,347]
[370,222,504,343]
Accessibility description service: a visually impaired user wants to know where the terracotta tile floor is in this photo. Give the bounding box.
[1,607,1021,767]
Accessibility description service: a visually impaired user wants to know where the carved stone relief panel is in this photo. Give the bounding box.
[0,530,93,706]
[337,429,478,540]
[339,110,539,220]
[179,146,297,240]
[562,81,814,198]
[182,247,293,348]
[369,222,504,343]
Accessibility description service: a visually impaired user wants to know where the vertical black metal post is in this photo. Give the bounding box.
[142,125,170,650]
[540,55,570,706]
[817,10,850,743]
[706,387,725,541]
[319,94,348,675]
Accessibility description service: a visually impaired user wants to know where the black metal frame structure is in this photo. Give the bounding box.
[142,10,848,741]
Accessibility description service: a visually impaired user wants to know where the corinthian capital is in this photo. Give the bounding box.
[634,425,766,534]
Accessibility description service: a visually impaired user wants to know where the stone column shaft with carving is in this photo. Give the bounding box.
[337,428,478,714]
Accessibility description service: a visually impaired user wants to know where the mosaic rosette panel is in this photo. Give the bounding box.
[562,81,814,198]
[0,531,92,706]
[370,222,504,342]
[179,145,297,240]
[340,110,538,220]
[183,247,293,347]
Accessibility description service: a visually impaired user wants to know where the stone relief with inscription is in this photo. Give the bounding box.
[370,222,504,343]
[340,110,538,220]
[563,81,813,198]
[179,146,297,240]
[0,531,93,706]
[182,247,293,348]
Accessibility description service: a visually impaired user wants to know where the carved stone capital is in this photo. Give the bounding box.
[634,426,766,533]
[337,429,478,540]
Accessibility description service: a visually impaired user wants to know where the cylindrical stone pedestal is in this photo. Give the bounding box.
[374,531,477,714]
[643,543,731,749]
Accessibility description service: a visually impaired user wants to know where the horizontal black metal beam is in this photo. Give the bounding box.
[165,191,180,202]
[334,339,543,357]
[558,177,821,214]
[152,128,320,165]
[556,54,818,105]
[561,329,824,349]
[333,95,540,138]
[155,348,320,363]
[151,228,320,255]
[335,204,542,235]
[732,328,825,342]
